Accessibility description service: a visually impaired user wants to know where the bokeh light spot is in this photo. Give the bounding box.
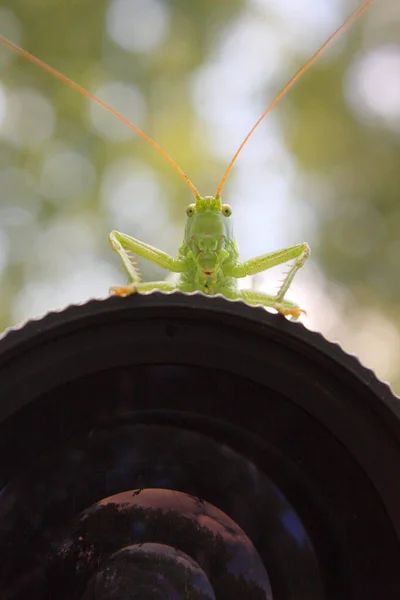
[101,159,168,236]
[34,215,100,270]
[346,45,400,125]
[40,145,96,204]
[87,81,146,140]
[251,0,341,53]
[12,259,117,325]
[191,13,283,162]
[0,87,55,148]
[106,0,170,54]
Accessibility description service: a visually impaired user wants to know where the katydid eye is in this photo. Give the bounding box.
[221,204,232,217]
[186,204,196,217]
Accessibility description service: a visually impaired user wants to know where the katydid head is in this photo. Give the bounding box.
[183,196,234,277]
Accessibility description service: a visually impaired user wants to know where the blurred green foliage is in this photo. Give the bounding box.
[284,35,400,312]
[1,0,400,390]
[0,0,243,318]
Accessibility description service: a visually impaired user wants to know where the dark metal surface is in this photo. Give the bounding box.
[0,291,399,599]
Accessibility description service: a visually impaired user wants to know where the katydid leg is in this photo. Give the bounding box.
[109,230,185,295]
[109,231,142,287]
[229,242,310,301]
[238,289,304,318]
[109,231,185,273]
[110,281,178,296]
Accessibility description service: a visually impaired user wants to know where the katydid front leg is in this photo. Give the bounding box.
[229,242,310,302]
[109,230,184,296]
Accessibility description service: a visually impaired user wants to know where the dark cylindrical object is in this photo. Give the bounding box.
[0,291,399,600]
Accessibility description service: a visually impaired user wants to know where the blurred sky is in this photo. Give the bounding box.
[1,0,400,388]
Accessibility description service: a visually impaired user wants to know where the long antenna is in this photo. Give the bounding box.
[215,0,374,198]
[0,35,200,199]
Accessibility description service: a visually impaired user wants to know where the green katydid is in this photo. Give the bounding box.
[0,0,374,319]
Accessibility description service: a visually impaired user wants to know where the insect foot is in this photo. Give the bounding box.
[274,304,307,320]
[109,283,138,297]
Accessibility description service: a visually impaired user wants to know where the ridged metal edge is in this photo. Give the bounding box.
[0,290,398,407]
